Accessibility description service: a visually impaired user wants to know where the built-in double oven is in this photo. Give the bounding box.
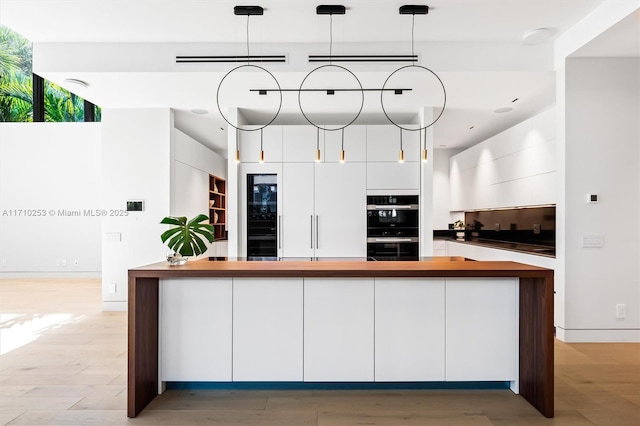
[367,195,419,261]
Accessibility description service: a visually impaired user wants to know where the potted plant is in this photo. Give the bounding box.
[160,214,215,265]
[453,220,466,241]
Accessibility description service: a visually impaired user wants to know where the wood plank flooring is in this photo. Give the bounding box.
[1,278,639,425]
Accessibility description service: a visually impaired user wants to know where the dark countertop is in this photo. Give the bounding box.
[438,237,555,258]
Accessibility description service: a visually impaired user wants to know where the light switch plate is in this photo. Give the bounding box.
[582,235,604,248]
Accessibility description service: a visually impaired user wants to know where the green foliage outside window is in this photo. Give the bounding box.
[0,25,101,122]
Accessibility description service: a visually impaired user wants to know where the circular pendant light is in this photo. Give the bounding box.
[216,64,282,132]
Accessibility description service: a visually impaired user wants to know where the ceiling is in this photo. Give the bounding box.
[1,0,635,157]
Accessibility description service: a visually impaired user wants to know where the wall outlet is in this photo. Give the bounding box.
[61,259,67,267]
[73,259,79,267]
[616,304,626,319]
[533,223,541,234]
[108,283,117,293]
[495,223,500,232]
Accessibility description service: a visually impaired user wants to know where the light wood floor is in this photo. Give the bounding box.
[0,279,638,426]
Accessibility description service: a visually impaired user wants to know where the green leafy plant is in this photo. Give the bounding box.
[160,214,215,256]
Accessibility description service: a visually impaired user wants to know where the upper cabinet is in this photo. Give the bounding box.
[366,125,420,162]
[324,125,367,162]
[282,126,320,163]
[239,125,283,163]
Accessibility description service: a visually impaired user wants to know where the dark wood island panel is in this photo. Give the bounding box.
[127,259,554,418]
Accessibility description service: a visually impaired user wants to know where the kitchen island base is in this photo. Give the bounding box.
[128,259,553,418]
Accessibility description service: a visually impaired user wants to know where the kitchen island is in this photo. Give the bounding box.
[128,257,554,418]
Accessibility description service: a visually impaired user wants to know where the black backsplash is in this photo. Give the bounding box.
[436,206,556,248]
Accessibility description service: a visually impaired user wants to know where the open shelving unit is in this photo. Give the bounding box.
[209,175,226,240]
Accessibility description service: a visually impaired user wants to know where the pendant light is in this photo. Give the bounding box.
[315,127,321,162]
[340,128,345,163]
[399,128,405,163]
[259,128,265,163]
[381,6,446,148]
[235,128,241,163]
[421,128,428,162]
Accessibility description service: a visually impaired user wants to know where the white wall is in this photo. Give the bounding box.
[558,57,640,342]
[101,109,172,310]
[449,107,557,212]
[0,123,101,275]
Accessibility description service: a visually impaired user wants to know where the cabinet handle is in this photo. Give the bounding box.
[278,215,282,249]
[310,215,314,249]
[316,215,319,249]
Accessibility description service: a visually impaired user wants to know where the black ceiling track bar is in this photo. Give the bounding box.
[234,6,264,15]
[399,5,429,15]
[249,88,413,93]
[309,54,418,63]
[316,5,346,15]
[176,55,286,63]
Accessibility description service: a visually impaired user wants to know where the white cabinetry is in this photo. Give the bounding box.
[282,126,319,162]
[160,278,232,381]
[281,163,315,257]
[282,162,367,258]
[375,278,445,381]
[365,125,420,191]
[445,278,517,381]
[239,125,282,163]
[315,162,366,257]
[304,278,374,381]
[366,125,420,162]
[323,125,367,162]
[232,278,303,381]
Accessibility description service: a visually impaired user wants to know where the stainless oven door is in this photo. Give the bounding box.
[367,237,419,261]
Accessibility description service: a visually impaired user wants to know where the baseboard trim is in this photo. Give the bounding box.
[556,327,640,342]
[102,301,127,311]
[0,271,101,279]
[166,381,511,391]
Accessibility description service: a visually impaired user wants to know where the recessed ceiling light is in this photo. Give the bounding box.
[191,109,208,114]
[522,28,556,45]
[512,98,519,103]
[63,78,89,88]
[469,126,475,130]
[494,107,513,114]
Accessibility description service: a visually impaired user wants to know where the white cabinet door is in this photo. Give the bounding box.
[366,162,420,190]
[375,278,445,381]
[323,125,366,162]
[282,125,320,162]
[238,163,283,257]
[304,278,374,381]
[314,162,367,257]
[232,278,303,381]
[282,163,315,257]
[239,125,283,163]
[445,278,518,381]
[366,125,420,162]
[160,278,232,381]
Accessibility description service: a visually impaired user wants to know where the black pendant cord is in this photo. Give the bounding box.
[316,127,320,150]
[246,14,250,64]
[341,128,344,150]
[330,14,333,65]
[412,13,415,61]
[260,128,263,151]
[236,128,239,151]
[400,128,404,151]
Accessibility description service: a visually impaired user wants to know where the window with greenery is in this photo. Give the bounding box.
[0,25,101,122]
